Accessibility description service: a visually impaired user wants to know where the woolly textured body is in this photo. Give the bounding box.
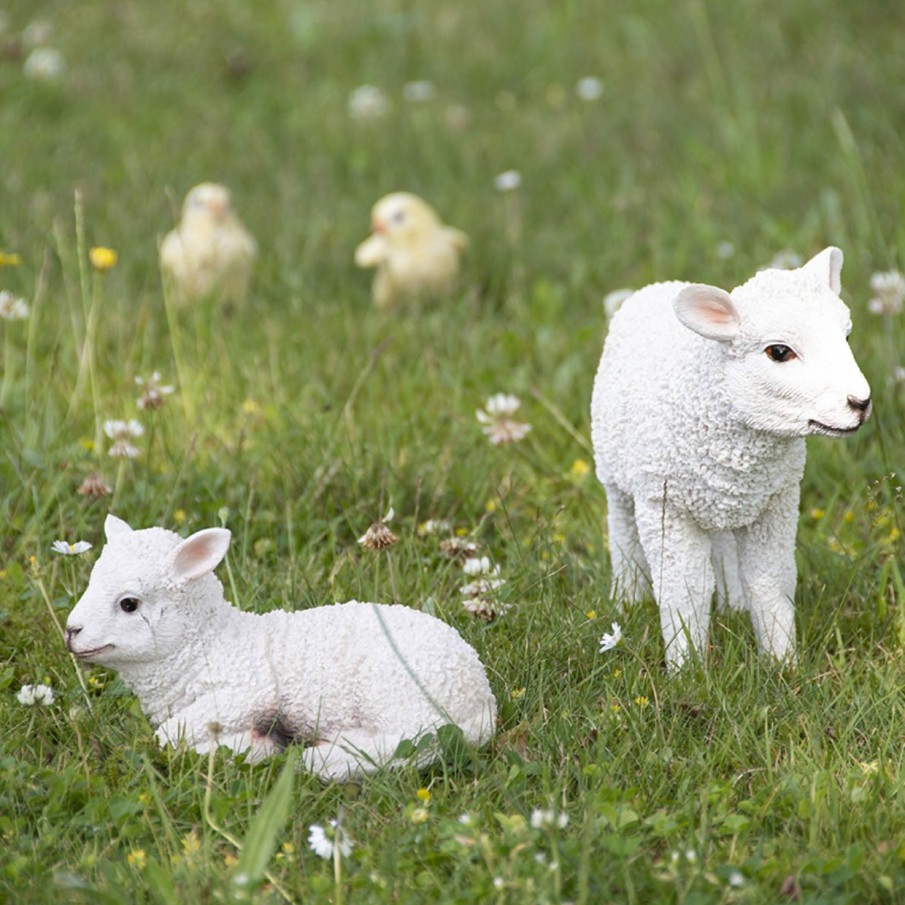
[66,518,496,778]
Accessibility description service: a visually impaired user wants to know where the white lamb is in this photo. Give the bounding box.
[591,247,871,669]
[65,515,497,780]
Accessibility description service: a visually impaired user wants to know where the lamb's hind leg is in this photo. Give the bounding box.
[605,486,652,608]
[302,730,413,781]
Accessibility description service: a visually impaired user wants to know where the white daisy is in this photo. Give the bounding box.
[51,540,92,556]
[575,76,604,101]
[348,85,389,120]
[23,47,65,82]
[598,621,623,652]
[307,820,353,860]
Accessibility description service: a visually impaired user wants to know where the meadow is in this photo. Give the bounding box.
[1,0,904,902]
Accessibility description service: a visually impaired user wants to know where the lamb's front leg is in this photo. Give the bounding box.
[736,487,800,662]
[636,504,714,669]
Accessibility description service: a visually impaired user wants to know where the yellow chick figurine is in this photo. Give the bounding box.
[160,182,257,304]
[354,192,468,308]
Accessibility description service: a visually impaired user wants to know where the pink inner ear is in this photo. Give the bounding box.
[698,300,736,324]
[172,529,231,582]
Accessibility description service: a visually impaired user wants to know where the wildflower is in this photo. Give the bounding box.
[348,85,389,120]
[0,252,22,267]
[103,419,144,459]
[417,518,452,536]
[358,508,399,550]
[570,458,591,478]
[135,372,175,410]
[575,76,604,101]
[462,597,510,621]
[307,820,353,860]
[493,170,522,192]
[410,807,429,824]
[23,20,53,47]
[51,540,92,556]
[463,556,499,577]
[509,687,526,700]
[0,290,29,321]
[635,695,649,707]
[77,471,112,498]
[126,849,147,870]
[416,787,431,804]
[460,578,506,598]
[23,47,65,82]
[727,870,745,888]
[530,808,569,830]
[89,246,118,272]
[476,393,532,445]
[892,366,905,383]
[868,270,905,316]
[17,684,55,706]
[603,288,633,319]
[598,621,622,652]
[439,537,480,561]
[586,610,597,619]
[403,80,436,103]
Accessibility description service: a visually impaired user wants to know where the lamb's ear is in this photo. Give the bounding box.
[800,246,843,294]
[674,285,741,341]
[172,528,231,584]
[105,514,134,541]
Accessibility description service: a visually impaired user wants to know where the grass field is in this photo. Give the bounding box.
[2,0,905,902]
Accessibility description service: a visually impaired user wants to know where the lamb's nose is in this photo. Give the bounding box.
[65,625,82,650]
[847,394,871,413]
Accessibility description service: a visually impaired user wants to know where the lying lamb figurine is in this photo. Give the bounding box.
[591,247,871,669]
[66,515,497,779]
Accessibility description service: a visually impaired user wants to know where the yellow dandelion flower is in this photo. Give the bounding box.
[173,509,187,526]
[89,246,117,271]
[126,849,146,869]
[810,508,825,520]
[485,499,497,513]
[0,252,22,267]
[586,610,597,620]
[455,527,469,537]
[570,458,591,478]
[416,787,431,804]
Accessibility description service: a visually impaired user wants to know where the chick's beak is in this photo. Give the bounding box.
[371,217,387,235]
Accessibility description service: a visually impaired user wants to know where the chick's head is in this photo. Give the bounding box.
[181,182,234,225]
[369,192,442,245]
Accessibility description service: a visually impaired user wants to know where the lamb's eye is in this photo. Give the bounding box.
[119,596,141,613]
[765,344,796,362]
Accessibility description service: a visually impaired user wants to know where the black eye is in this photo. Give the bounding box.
[765,344,796,362]
[391,210,405,224]
[119,597,141,613]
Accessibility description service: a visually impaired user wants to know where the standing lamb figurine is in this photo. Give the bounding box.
[65,515,497,780]
[591,247,871,669]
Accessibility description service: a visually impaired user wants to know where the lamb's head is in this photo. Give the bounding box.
[65,514,232,668]
[674,246,871,438]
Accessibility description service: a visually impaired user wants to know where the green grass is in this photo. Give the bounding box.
[2,0,905,901]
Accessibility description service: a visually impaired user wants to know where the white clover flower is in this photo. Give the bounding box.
[403,80,436,103]
[868,269,905,316]
[598,621,622,652]
[308,820,353,860]
[0,290,29,320]
[135,372,175,411]
[462,597,510,621]
[104,419,144,459]
[476,393,532,446]
[51,540,92,556]
[348,85,389,120]
[439,537,480,560]
[17,684,55,706]
[530,808,569,830]
[23,20,54,47]
[575,76,604,101]
[603,288,633,319]
[892,366,905,383]
[460,579,506,599]
[727,870,745,888]
[462,556,498,577]
[23,47,65,82]
[494,170,522,192]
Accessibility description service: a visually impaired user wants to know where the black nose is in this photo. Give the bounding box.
[65,625,81,650]
[847,395,871,413]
